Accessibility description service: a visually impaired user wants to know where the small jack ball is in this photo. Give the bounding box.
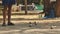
[34,22,37,25]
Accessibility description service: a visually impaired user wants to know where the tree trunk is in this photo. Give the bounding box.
[25,0,27,14]
[56,0,60,17]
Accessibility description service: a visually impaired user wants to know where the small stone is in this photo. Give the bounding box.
[29,24,32,27]
[29,22,32,27]
[50,26,53,29]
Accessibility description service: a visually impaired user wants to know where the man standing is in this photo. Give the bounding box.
[2,0,16,26]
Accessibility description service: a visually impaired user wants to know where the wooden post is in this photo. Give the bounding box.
[55,0,60,17]
[25,0,27,15]
[16,0,20,11]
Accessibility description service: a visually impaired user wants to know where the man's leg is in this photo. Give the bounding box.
[2,5,7,26]
[7,5,14,25]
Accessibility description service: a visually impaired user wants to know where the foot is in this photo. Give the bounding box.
[8,22,15,26]
[2,23,6,26]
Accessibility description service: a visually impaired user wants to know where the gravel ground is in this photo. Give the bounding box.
[0,21,60,34]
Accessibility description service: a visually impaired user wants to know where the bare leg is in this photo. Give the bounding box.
[7,5,14,25]
[8,5,11,23]
[2,5,7,26]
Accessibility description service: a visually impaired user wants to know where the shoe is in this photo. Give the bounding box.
[2,23,6,26]
[8,22,15,26]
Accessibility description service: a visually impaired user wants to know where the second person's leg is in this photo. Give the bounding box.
[7,5,14,25]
